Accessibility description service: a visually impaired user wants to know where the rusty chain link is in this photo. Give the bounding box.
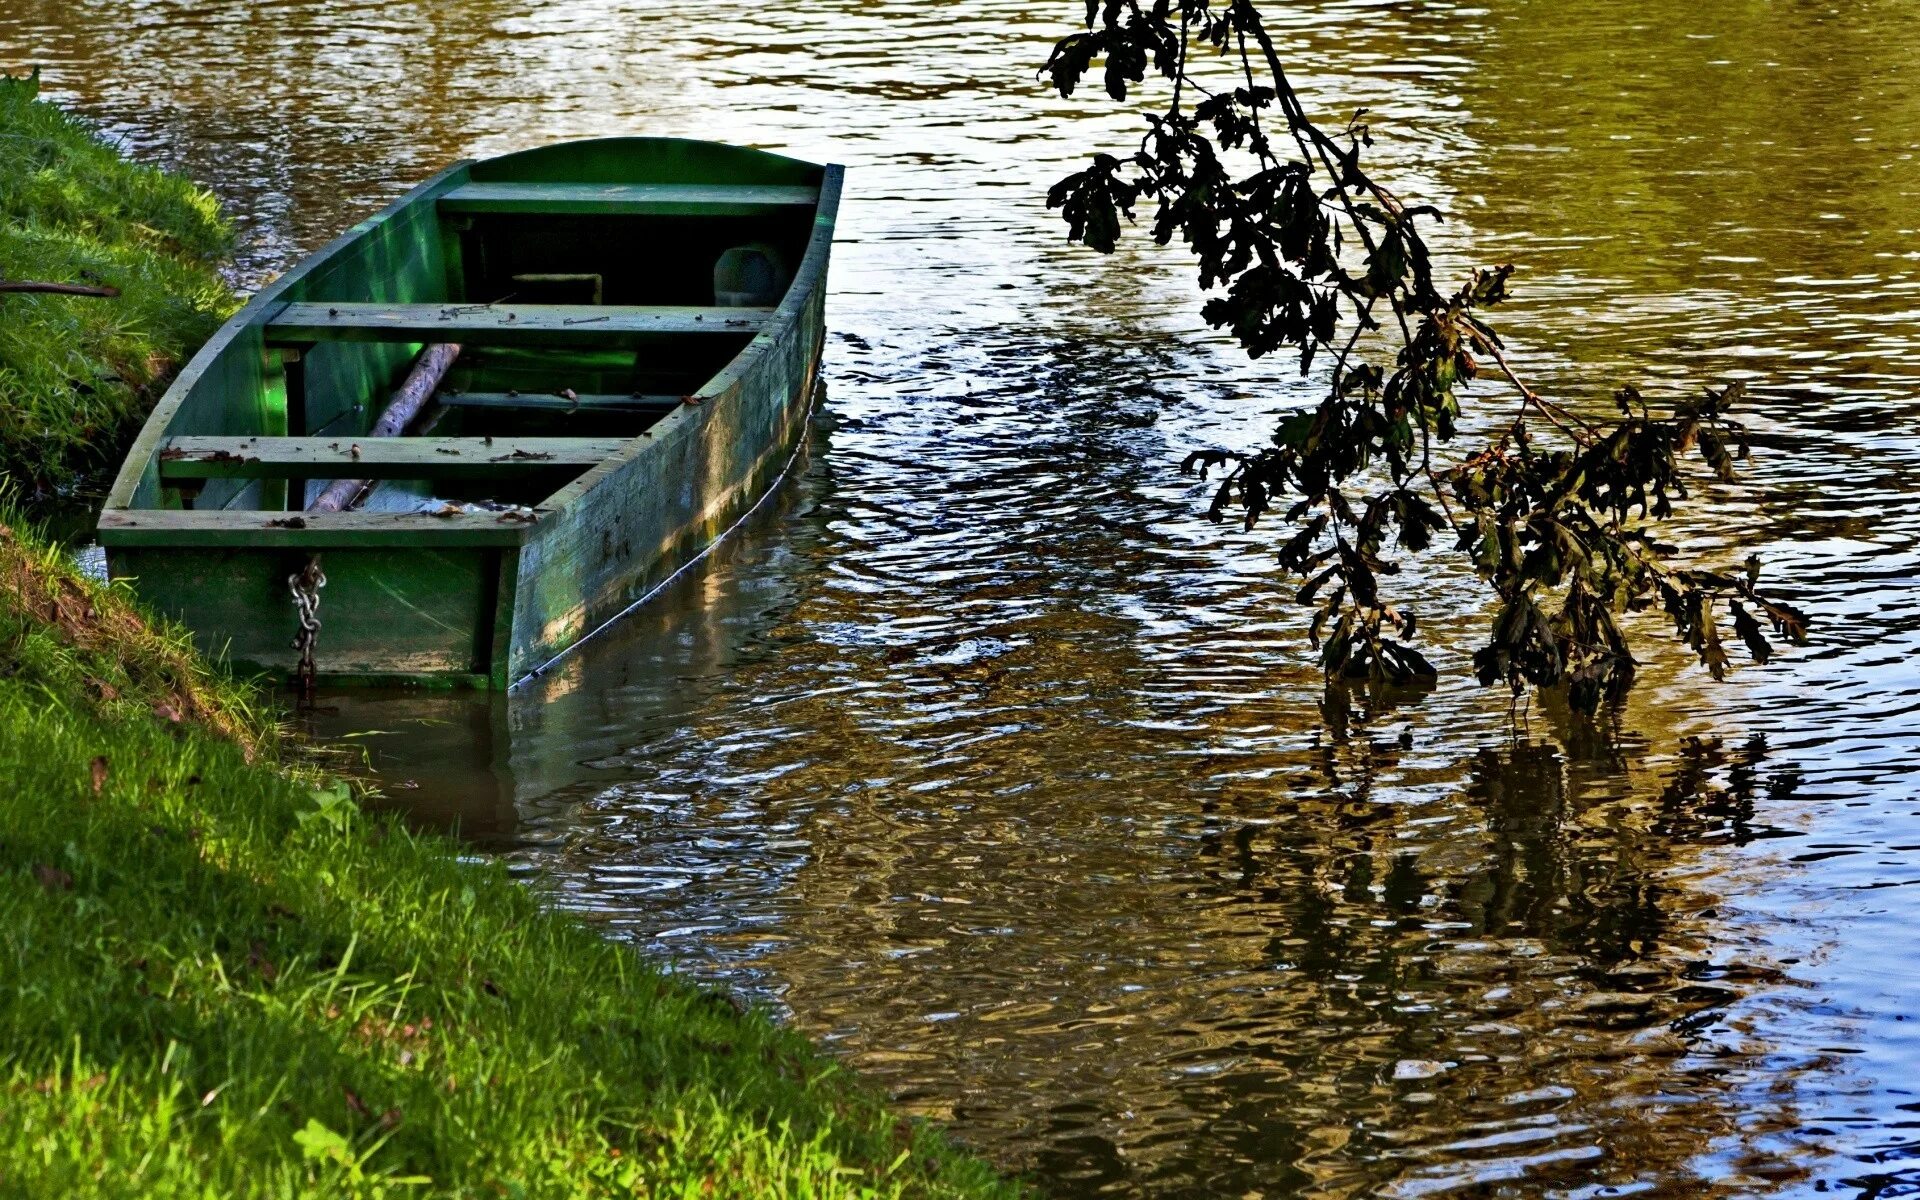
[288,555,326,700]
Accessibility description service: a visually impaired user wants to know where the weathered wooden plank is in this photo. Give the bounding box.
[310,341,463,513]
[98,507,536,548]
[438,391,682,413]
[482,549,519,688]
[438,182,817,217]
[505,165,846,681]
[257,347,294,510]
[265,302,771,347]
[102,139,841,689]
[109,543,503,681]
[157,436,627,480]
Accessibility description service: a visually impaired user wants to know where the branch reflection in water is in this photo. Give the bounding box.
[307,391,1817,1198]
[11,0,1920,1192]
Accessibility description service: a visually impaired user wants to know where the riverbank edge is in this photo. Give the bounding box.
[0,515,1020,1196]
[0,70,237,505]
[0,85,1023,1199]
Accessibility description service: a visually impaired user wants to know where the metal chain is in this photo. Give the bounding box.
[288,555,326,699]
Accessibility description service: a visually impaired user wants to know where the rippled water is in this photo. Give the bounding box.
[8,1,1920,1195]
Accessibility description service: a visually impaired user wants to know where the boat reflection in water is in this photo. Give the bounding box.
[18,0,1920,1190]
[306,401,1814,1199]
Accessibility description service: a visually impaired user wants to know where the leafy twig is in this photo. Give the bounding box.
[1043,0,1807,712]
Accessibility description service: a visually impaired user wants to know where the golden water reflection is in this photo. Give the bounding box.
[9,0,1920,1193]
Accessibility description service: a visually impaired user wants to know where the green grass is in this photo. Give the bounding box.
[0,70,237,504]
[0,514,1020,1198]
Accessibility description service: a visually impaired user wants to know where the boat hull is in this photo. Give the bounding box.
[98,138,841,687]
[508,273,825,683]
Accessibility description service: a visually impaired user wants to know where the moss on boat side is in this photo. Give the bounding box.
[0,511,1019,1197]
[0,71,237,503]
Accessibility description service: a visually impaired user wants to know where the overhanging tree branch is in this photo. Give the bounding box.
[1044,0,1807,712]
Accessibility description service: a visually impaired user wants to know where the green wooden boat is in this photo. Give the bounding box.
[98,137,842,688]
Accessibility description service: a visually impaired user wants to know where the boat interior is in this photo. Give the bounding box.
[129,140,825,519]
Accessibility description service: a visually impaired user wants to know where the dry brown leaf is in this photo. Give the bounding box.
[32,864,73,892]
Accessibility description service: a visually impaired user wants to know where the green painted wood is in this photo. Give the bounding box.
[438,182,818,217]
[483,549,519,688]
[101,137,842,688]
[504,164,846,681]
[265,302,771,348]
[110,544,502,680]
[157,436,626,480]
[98,508,533,548]
[439,391,682,413]
[440,217,470,304]
[450,348,717,401]
[257,348,292,510]
[290,177,466,445]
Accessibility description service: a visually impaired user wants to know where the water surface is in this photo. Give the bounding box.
[6,2,1919,1195]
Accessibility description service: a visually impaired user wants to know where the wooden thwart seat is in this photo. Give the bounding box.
[437,181,818,217]
[157,436,626,480]
[98,507,531,548]
[265,302,771,348]
[438,391,683,413]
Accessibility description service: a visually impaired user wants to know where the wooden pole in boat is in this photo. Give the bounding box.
[308,342,462,513]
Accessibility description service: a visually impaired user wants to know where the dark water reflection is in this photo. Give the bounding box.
[8,1,1920,1195]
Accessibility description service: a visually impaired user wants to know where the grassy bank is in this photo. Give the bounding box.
[0,71,237,503]
[0,512,1018,1197]
[0,84,1018,1195]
